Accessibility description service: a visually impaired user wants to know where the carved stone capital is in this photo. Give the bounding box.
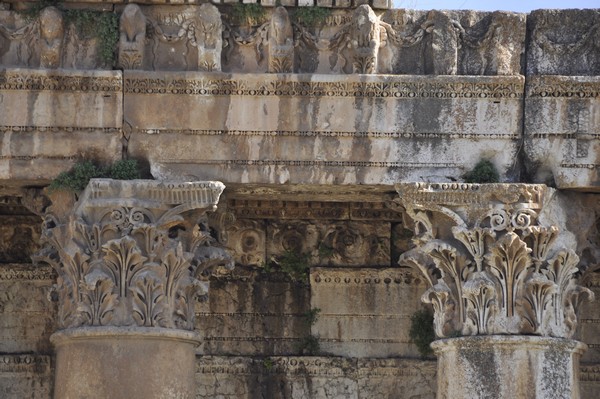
[396,183,594,338]
[34,179,232,331]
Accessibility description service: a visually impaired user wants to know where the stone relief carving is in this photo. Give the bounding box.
[268,7,294,73]
[329,5,387,74]
[118,4,147,70]
[527,9,600,75]
[145,5,222,71]
[397,183,594,339]
[38,7,64,69]
[0,6,529,75]
[33,179,232,330]
[192,4,222,72]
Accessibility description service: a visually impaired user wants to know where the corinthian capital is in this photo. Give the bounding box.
[396,183,594,339]
[34,179,232,331]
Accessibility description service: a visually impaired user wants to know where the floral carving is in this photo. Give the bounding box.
[118,3,146,70]
[398,183,594,338]
[34,179,232,330]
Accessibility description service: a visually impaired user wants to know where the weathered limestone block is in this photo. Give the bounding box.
[0,354,53,399]
[196,356,436,399]
[310,267,426,357]
[0,68,122,185]
[34,179,230,399]
[581,363,600,399]
[125,72,523,185]
[0,265,56,354]
[196,269,310,356]
[357,358,436,399]
[524,76,600,190]
[527,9,600,76]
[581,273,600,363]
[434,336,586,399]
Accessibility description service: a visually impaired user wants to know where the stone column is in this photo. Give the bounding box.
[35,179,231,399]
[396,183,594,399]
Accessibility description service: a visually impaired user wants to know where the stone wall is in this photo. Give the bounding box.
[0,2,599,399]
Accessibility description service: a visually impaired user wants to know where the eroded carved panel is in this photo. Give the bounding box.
[196,356,436,399]
[0,355,53,399]
[527,9,600,76]
[0,265,56,354]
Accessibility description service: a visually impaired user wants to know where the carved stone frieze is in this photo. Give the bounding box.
[118,4,146,70]
[34,179,232,331]
[268,7,294,73]
[527,9,600,76]
[266,220,390,267]
[397,183,594,338]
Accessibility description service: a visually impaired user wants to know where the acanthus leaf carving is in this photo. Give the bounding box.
[34,179,231,331]
[397,183,594,339]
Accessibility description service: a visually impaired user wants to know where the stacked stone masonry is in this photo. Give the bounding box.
[0,2,599,399]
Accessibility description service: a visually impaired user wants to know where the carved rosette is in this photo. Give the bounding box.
[397,183,594,339]
[34,179,232,331]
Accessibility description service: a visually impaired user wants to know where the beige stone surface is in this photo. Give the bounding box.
[524,76,600,190]
[310,267,427,357]
[580,363,600,399]
[433,336,586,399]
[0,68,122,183]
[52,327,199,399]
[0,354,53,399]
[125,72,524,185]
[196,269,311,356]
[196,355,436,399]
[0,265,56,354]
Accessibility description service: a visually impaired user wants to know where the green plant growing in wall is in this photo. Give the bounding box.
[317,243,334,260]
[293,7,331,26]
[21,3,119,66]
[65,9,119,65]
[463,159,500,183]
[275,250,311,281]
[409,308,435,358]
[262,357,274,371]
[49,159,141,193]
[232,3,268,26]
[296,307,321,355]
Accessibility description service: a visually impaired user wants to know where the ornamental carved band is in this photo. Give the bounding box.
[34,179,232,331]
[397,183,594,339]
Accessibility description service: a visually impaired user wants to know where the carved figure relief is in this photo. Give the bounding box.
[329,5,391,74]
[398,183,594,339]
[421,11,460,75]
[34,179,232,330]
[118,4,146,70]
[39,7,64,68]
[268,7,293,73]
[192,4,222,72]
